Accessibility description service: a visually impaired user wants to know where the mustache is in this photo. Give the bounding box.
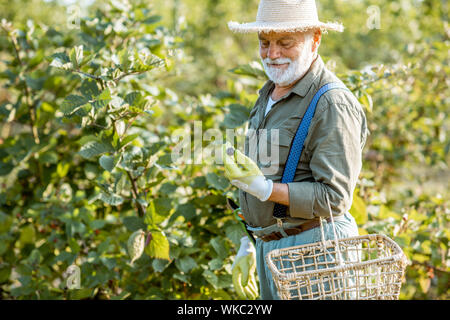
[262,57,292,65]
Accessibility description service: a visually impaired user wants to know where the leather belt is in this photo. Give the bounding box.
[259,217,331,242]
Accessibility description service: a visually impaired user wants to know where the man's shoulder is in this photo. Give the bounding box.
[316,69,365,118]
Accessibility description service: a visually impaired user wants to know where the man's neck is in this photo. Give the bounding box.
[271,54,318,101]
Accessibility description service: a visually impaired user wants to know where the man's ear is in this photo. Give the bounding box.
[312,29,322,52]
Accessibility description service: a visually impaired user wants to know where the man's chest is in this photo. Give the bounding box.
[245,94,314,178]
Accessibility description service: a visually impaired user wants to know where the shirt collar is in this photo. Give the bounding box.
[258,55,325,98]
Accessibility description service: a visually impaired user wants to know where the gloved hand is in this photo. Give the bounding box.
[222,142,273,202]
[232,236,259,300]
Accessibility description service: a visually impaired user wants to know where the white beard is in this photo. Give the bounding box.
[261,36,315,86]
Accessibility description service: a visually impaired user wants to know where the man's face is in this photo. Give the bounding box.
[259,30,318,86]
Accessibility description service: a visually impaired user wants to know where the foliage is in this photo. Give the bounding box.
[0,0,248,300]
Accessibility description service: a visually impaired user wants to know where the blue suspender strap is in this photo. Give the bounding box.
[273,82,349,219]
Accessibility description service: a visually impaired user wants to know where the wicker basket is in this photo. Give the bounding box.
[265,223,409,300]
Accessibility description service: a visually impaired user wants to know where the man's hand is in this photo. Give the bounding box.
[222,142,273,202]
[232,236,259,300]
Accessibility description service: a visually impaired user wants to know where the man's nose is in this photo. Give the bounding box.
[267,43,281,60]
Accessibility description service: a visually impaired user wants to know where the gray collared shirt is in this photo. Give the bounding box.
[239,56,370,228]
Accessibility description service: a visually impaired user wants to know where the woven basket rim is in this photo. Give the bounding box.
[266,234,409,282]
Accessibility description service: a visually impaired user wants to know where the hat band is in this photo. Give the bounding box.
[256,18,320,24]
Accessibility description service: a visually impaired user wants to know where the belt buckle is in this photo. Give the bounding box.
[276,218,289,238]
[276,218,283,229]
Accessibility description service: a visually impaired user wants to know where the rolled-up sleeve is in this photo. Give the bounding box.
[287,100,366,219]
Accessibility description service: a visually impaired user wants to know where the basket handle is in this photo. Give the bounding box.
[318,193,344,266]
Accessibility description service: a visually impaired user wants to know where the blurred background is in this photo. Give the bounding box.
[0,0,448,300]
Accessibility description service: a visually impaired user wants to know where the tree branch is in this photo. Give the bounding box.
[410,260,449,276]
[2,24,40,144]
[126,170,146,218]
[113,70,146,84]
[69,68,103,81]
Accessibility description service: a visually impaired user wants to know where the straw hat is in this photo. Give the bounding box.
[228,0,343,33]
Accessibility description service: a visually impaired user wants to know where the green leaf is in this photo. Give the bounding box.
[0,162,14,176]
[110,291,131,300]
[122,216,146,232]
[118,48,131,71]
[359,93,373,113]
[419,277,431,294]
[210,237,228,259]
[208,258,223,271]
[132,49,164,72]
[99,191,124,206]
[225,224,245,247]
[19,225,36,246]
[49,52,70,64]
[153,198,173,216]
[349,191,368,225]
[99,154,120,172]
[175,256,197,274]
[56,162,70,178]
[124,91,141,106]
[69,45,83,69]
[394,234,411,248]
[145,198,173,225]
[120,134,140,149]
[152,258,171,273]
[158,182,177,196]
[84,163,100,180]
[76,134,98,146]
[0,211,12,233]
[89,219,105,231]
[222,104,250,129]
[408,209,428,222]
[79,79,100,99]
[142,15,162,25]
[229,61,267,80]
[145,231,170,260]
[79,50,96,68]
[60,95,89,116]
[68,288,94,300]
[378,205,401,220]
[99,154,114,172]
[25,76,45,90]
[26,249,42,265]
[202,270,220,289]
[191,176,207,189]
[78,141,114,159]
[206,173,229,191]
[49,52,71,69]
[199,194,224,205]
[173,273,190,284]
[144,201,156,226]
[156,154,174,168]
[38,151,58,165]
[0,265,11,283]
[91,89,112,109]
[177,203,196,221]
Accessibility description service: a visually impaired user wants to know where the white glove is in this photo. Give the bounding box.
[232,236,259,300]
[232,236,256,269]
[222,143,273,202]
[230,177,273,202]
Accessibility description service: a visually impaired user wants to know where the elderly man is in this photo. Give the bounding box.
[224,0,370,300]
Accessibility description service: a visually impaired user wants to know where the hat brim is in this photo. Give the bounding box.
[227,21,344,33]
